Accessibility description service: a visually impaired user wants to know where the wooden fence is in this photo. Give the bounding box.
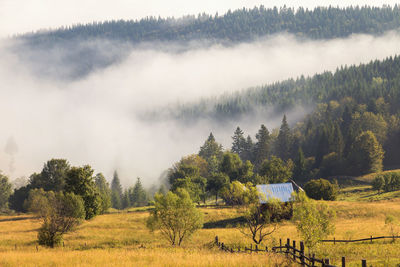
[214,236,369,267]
[321,235,400,243]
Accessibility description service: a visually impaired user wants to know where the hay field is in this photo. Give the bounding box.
[1,199,400,266]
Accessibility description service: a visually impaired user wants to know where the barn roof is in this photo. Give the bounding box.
[256,183,294,203]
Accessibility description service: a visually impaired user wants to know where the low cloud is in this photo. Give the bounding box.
[1,31,400,187]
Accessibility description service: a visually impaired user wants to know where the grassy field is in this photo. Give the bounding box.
[2,171,400,267]
[1,197,400,266]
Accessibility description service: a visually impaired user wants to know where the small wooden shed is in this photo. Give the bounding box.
[256,182,297,220]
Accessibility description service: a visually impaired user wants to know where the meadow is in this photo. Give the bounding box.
[1,194,400,266]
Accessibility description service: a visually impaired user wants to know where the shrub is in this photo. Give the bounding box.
[293,192,335,250]
[304,179,338,200]
[25,189,85,247]
[373,172,400,193]
[146,188,203,246]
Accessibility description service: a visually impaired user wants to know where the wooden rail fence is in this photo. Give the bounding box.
[321,235,400,243]
[214,236,369,267]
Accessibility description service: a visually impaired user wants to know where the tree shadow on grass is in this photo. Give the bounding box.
[203,216,246,229]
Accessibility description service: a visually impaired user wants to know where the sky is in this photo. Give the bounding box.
[0,0,399,37]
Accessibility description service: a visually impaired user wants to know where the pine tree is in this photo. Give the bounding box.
[231,126,246,158]
[131,177,148,207]
[199,133,223,160]
[314,127,330,168]
[293,147,307,181]
[122,189,131,209]
[111,171,123,209]
[350,131,384,175]
[332,123,344,159]
[94,173,111,214]
[241,135,254,162]
[254,124,270,168]
[277,115,291,161]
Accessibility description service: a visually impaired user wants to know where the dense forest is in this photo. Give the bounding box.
[162,55,400,203]
[20,5,400,44]
[166,55,400,122]
[12,5,400,79]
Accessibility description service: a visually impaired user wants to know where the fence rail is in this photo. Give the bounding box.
[321,235,400,243]
[214,236,369,267]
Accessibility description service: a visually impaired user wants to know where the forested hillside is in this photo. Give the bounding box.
[12,5,400,79]
[169,55,400,122]
[163,56,400,197]
[21,5,400,44]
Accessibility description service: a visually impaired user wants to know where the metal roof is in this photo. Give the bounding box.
[256,183,294,203]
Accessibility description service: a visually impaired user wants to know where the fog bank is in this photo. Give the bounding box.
[1,32,400,186]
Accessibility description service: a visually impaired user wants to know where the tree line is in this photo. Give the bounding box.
[166,107,387,205]
[20,5,400,46]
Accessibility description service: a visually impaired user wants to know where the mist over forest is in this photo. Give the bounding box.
[1,5,400,188]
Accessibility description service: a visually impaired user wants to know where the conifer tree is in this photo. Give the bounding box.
[122,189,131,209]
[131,177,148,207]
[231,126,246,158]
[199,133,223,160]
[293,148,307,181]
[314,128,329,168]
[277,115,291,161]
[350,131,384,174]
[94,173,111,214]
[242,135,254,163]
[111,171,123,209]
[254,125,270,168]
[332,123,344,159]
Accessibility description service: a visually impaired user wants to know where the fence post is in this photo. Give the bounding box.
[293,240,296,261]
[342,257,346,267]
[250,244,252,253]
[324,259,330,266]
[215,236,219,245]
[221,243,224,250]
[362,259,367,267]
[286,238,290,255]
[280,239,282,253]
[334,237,335,245]
[266,246,268,252]
[311,254,315,267]
[370,236,372,244]
[300,242,305,266]
[255,245,258,253]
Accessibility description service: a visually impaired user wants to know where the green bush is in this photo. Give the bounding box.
[372,172,400,193]
[304,179,338,201]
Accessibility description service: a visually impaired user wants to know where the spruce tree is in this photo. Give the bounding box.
[94,173,111,214]
[231,126,246,158]
[277,115,291,161]
[199,133,223,160]
[111,171,123,209]
[242,135,254,163]
[254,124,270,169]
[122,189,131,209]
[131,177,148,207]
[314,127,329,168]
[350,131,384,175]
[293,148,307,181]
[332,123,344,159]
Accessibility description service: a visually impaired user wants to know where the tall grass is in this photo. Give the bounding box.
[1,200,400,266]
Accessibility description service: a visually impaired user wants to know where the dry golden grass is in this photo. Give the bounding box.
[1,200,400,266]
[0,248,294,267]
